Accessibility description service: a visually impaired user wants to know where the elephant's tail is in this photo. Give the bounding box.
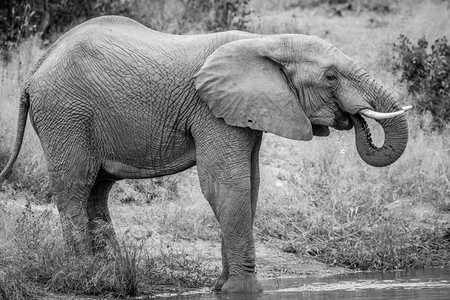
[0,89,30,181]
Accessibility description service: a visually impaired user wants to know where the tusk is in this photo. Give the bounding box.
[359,105,413,120]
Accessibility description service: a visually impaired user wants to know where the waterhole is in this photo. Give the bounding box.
[155,268,450,300]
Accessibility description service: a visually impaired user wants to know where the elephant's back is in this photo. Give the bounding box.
[80,15,149,28]
[29,16,256,80]
[27,17,175,98]
[59,15,167,40]
[26,17,199,134]
[25,16,256,129]
[69,15,170,45]
[28,16,168,79]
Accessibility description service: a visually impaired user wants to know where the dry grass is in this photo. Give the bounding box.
[1,0,450,298]
[0,197,217,299]
[256,112,450,269]
[0,37,48,199]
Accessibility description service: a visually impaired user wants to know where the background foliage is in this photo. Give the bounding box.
[0,0,128,59]
[0,0,252,59]
[393,35,450,128]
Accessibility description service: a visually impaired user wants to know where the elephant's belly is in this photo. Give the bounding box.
[97,122,198,179]
[100,141,197,179]
[102,155,196,180]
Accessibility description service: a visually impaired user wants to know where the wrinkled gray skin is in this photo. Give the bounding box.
[0,16,408,293]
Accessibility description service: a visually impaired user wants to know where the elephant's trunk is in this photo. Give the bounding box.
[350,87,409,167]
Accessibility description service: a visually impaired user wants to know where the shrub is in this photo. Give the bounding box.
[207,0,250,32]
[0,0,130,60]
[393,34,450,128]
[0,0,252,60]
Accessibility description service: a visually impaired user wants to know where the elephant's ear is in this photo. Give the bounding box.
[194,37,312,141]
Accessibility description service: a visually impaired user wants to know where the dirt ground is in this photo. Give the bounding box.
[171,239,348,278]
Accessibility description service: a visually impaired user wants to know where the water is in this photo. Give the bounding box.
[156,269,450,300]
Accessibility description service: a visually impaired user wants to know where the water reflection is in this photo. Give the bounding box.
[158,269,450,300]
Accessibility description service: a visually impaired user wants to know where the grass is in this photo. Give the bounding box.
[1,0,450,298]
[256,121,450,270]
[0,198,217,299]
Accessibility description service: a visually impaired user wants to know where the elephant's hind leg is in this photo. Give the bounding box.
[87,176,116,254]
[51,158,100,255]
[37,110,106,254]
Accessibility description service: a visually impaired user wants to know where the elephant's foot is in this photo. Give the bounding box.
[214,272,229,291]
[220,276,263,294]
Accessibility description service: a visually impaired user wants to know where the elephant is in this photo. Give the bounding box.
[0,16,410,293]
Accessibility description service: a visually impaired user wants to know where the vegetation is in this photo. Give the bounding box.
[393,34,450,128]
[0,200,216,299]
[1,0,450,299]
[255,130,450,270]
[0,0,251,59]
[0,0,129,59]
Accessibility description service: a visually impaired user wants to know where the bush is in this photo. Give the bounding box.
[207,0,250,32]
[0,0,252,60]
[0,0,130,60]
[393,34,450,128]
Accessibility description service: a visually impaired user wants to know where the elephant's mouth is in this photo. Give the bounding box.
[312,110,353,136]
[332,109,353,131]
[311,104,354,136]
[312,124,330,136]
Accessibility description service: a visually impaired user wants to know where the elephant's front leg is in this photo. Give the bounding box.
[218,185,262,293]
[214,236,229,291]
[213,136,262,292]
[198,168,262,293]
[196,129,263,293]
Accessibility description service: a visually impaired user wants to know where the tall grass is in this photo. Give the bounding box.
[1,0,450,298]
[0,38,48,200]
[0,198,217,299]
[256,112,450,270]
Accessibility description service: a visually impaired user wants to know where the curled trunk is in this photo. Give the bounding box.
[351,91,409,167]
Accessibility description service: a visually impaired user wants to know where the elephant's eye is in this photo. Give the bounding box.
[326,74,338,82]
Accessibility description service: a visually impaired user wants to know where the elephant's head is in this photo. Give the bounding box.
[195,34,409,167]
